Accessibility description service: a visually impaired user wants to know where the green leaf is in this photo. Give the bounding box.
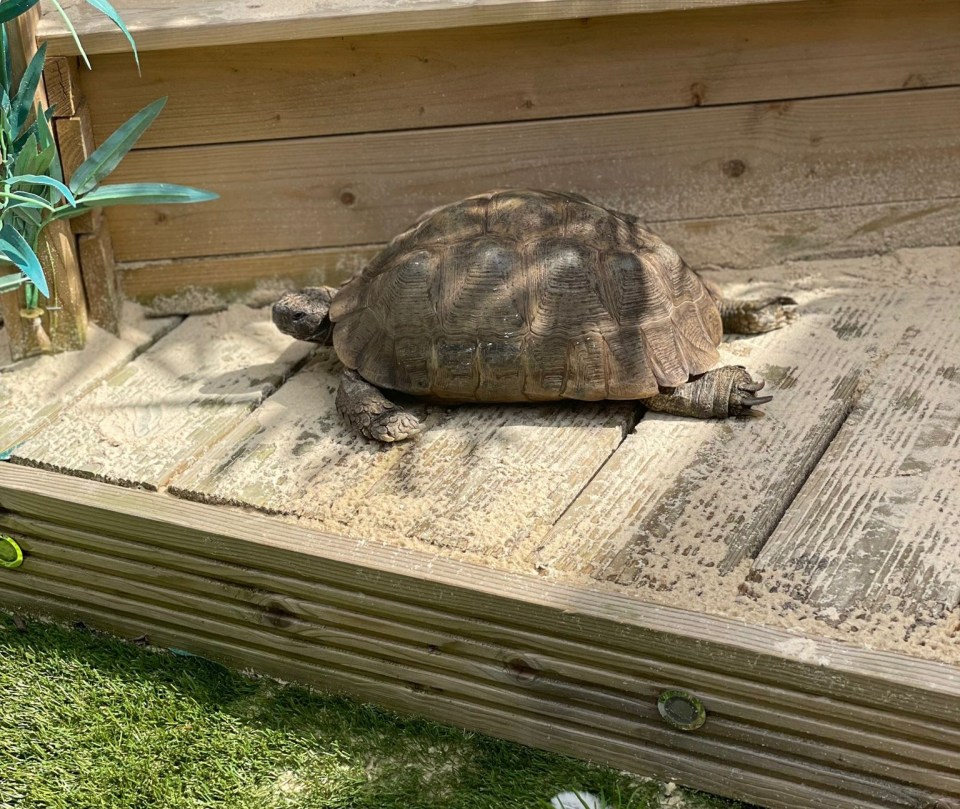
[46,0,92,69]
[82,0,139,71]
[13,131,39,175]
[0,0,41,25]
[0,190,55,210]
[0,222,47,297]
[55,182,217,219]
[35,103,63,182]
[0,25,10,93]
[69,97,167,195]
[10,173,77,206]
[11,204,42,229]
[11,42,45,134]
[0,271,27,294]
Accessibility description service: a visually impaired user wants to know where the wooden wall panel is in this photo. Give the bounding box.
[102,87,960,263]
[74,0,960,149]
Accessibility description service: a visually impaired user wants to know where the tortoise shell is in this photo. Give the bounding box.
[328,189,723,402]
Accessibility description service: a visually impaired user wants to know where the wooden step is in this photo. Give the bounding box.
[38,0,801,55]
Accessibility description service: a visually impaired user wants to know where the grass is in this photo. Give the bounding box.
[0,612,749,809]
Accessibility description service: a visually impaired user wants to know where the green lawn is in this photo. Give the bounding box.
[0,612,747,809]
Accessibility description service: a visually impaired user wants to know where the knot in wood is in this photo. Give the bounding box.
[339,189,357,206]
[261,599,296,629]
[722,159,747,178]
[505,656,541,684]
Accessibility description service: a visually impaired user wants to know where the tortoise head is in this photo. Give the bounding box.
[272,287,336,344]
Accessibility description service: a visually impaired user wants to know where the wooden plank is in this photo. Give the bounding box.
[115,198,960,316]
[100,87,960,262]
[0,304,177,455]
[37,0,801,55]
[77,220,120,334]
[118,246,380,316]
[754,251,960,614]
[75,0,960,149]
[169,350,637,558]
[5,553,958,808]
[1,466,958,718]
[9,306,313,489]
[41,55,81,117]
[5,508,959,760]
[54,103,102,235]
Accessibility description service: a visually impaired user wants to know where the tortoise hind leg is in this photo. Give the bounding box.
[642,366,772,419]
[336,369,423,442]
[272,287,337,344]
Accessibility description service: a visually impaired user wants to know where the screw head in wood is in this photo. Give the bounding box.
[657,689,706,731]
[0,535,24,569]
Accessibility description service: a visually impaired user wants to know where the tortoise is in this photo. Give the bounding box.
[273,189,795,442]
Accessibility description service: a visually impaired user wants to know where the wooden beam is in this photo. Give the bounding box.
[77,219,120,334]
[99,87,960,263]
[0,464,958,809]
[73,0,960,149]
[37,0,802,56]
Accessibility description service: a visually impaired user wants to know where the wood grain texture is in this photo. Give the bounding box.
[5,546,959,806]
[169,349,637,558]
[42,55,81,117]
[10,306,313,489]
[54,104,101,236]
[77,220,120,334]
[5,507,958,763]
[115,198,960,317]
[37,0,801,55]
[118,246,380,316]
[3,466,958,718]
[755,251,960,614]
[1,465,959,809]
[532,257,918,586]
[101,87,960,262]
[75,0,960,149]
[0,304,177,455]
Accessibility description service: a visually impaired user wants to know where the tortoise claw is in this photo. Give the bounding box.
[740,394,773,407]
[740,380,766,393]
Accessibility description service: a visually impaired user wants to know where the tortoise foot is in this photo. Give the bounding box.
[643,366,772,419]
[720,296,798,335]
[336,369,423,443]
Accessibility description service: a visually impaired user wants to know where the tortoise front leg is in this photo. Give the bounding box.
[642,365,772,419]
[336,369,423,442]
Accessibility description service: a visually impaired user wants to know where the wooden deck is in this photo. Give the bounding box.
[2,248,959,808]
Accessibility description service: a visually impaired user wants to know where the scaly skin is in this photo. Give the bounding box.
[335,369,423,442]
[641,365,771,419]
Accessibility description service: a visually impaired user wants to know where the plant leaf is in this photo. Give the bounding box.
[82,0,139,70]
[69,97,167,195]
[0,190,55,210]
[56,182,217,219]
[0,0,41,25]
[11,42,45,134]
[46,0,92,69]
[0,25,9,93]
[0,222,48,297]
[0,271,27,294]
[13,131,39,174]
[10,173,77,206]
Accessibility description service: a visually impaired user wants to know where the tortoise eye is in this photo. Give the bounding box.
[291,312,306,321]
